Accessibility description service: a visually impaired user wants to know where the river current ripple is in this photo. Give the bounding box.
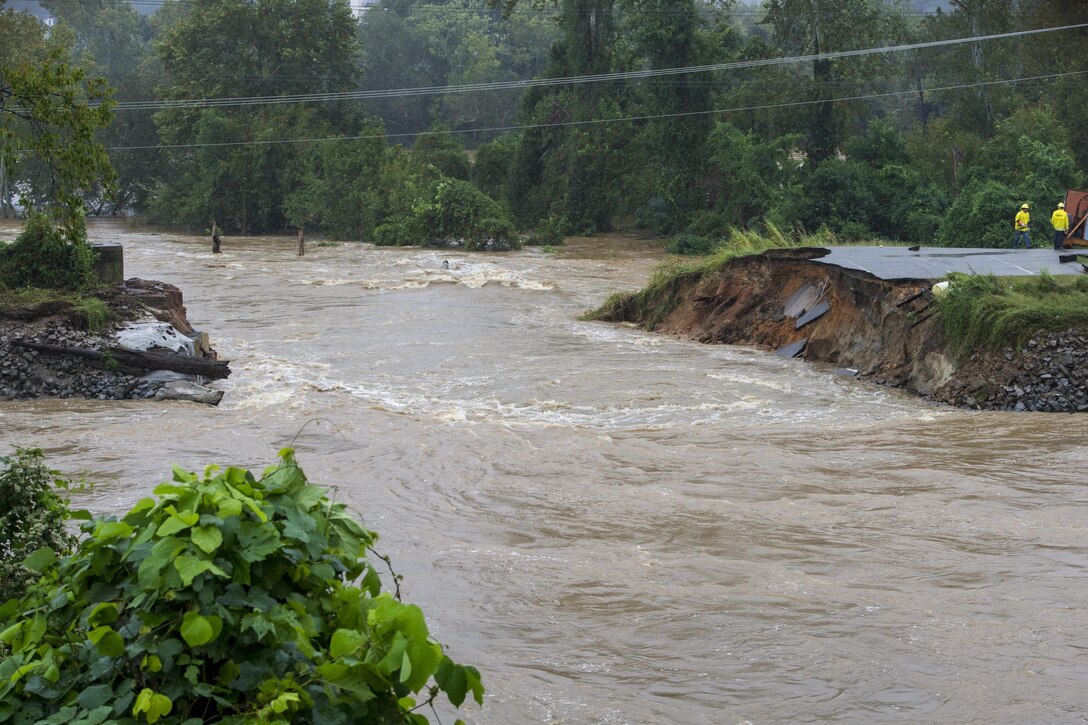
[2,221,1087,724]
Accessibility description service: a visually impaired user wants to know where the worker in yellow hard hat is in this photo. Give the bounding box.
[1051,202,1070,250]
[1012,203,1032,249]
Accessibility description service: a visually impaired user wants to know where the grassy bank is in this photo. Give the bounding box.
[0,288,114,332]
[583,225,853,326]
[934,269,1088,355]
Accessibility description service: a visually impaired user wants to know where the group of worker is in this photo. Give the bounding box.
[1012,201,1071,250]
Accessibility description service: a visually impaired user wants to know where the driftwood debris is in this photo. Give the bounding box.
[14,341,231,380]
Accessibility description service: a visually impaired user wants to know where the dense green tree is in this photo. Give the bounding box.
[0,6,115,235]
[411,126,473,180]
[358,1,557,140]
[149,0,360,232]
[472,132,519,199]
[283,130,388,240]
[701,121,799,231]
[38,0,159,214]
[761,0,885,163]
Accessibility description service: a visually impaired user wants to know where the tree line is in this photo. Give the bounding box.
[2,0,1086,249]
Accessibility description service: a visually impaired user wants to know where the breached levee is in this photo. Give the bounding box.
[0,279,229,406]
[592,248,1088,413]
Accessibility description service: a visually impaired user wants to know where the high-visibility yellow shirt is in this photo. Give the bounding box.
[1052,209,1070,231]
[1015,210,1030,230]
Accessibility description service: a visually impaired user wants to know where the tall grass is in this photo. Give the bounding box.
[934,270,1088,355]
[72,298,113,332]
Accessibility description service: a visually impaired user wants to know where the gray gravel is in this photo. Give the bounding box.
[0,322,163,401]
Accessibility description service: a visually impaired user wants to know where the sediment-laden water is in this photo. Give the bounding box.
[2,221,1086,724]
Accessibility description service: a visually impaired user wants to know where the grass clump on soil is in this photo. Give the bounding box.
[0,288,115,331]
[584,223,836,326]
[583,259,703,328]
[934,269,1088,356]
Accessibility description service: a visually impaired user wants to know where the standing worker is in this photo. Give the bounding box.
[1013,203,1032,249]
[1051,202,1070,250]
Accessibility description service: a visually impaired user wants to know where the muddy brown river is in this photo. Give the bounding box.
[3,221,1087,724]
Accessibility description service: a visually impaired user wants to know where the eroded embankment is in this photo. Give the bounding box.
[0,280,228,405]
[598,249,1088,412]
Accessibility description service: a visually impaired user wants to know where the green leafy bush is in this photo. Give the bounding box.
[0,448,81,604]
[937,179,1020,249]
[0,450,483,724]
[470,217,520,252]
[471,134,518,201]
[416,179,520,251]
[666,233,719,256]
[795,159,876,238]
[372,221,419,247]
[411,129,472,181]
[0,214,96,291]
[523,215,565,247]
[683,210,730,239]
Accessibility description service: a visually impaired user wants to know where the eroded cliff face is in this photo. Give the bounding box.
[600,250,1088,412]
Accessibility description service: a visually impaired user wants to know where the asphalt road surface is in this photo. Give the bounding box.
[814,245,1087,280]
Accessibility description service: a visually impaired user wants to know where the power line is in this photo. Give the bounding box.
[104,68,1088,152]
[31,0,939,16]
[107,23,1088,111]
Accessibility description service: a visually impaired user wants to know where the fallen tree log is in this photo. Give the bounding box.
[13,341,231,380]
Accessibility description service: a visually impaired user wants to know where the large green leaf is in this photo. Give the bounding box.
[87,626,125,657]
[190,524,223,554]
[22,547,56,573]
[137,538,188,587]
[87,602,119,626]
[330,628,367,659]
[132,688,173,724]
[179,612,221,648]
[156,507,199,537]
[173,555,226,586]
[75,684,113,710]
[96,521,133,540]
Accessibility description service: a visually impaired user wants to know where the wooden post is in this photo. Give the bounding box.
[0,156,11,219]
[297,227,305,256]
[211,221,222,254]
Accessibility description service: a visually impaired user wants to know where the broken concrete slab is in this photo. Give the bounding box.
[795,301,830,329]
[783,283,822,318]
[775,339,807,358]
[152,380,224,406]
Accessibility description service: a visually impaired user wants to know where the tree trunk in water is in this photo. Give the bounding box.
[297,227,305,256]
[13,341,232,380]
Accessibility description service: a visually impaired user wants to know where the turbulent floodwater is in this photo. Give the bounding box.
[3,221,1088,724]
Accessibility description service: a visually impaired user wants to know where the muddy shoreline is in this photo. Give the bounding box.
[599,249,1088,413]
